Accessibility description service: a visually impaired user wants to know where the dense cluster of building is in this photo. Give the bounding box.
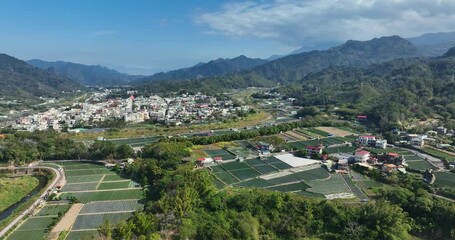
[11,90,250,132]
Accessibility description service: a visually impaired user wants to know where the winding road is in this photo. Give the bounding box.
[0,165,65,238]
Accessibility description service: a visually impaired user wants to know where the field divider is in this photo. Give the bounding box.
[78,210,136,216]
[218,164,241,182]
[64,187,143,193]
[100,179,130,183]
[65,181,101,185]
[242,161,263,175]
[95,175,106,190]
[30,215,58,218]
[262,180,303,189]
[70,229,98,232]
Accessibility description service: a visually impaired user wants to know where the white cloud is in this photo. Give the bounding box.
[196,0,455,45]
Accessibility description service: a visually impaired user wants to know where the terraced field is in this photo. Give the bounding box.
[212,160,354,199]
[210,157,295,185]
[79,200,143,214]
[55,161,144,238]
[6,203,70,240]
[205,149,236,160]
[433,172,455,188]
[72,212,134,230]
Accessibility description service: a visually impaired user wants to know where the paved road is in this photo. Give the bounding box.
[0,165,64,238]
[431,193,455,203]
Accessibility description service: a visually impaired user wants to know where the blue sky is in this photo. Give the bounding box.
[1,0,454,74]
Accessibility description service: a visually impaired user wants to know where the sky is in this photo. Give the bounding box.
[1,0,455,75]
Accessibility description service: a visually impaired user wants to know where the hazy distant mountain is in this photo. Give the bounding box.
[0,54,82,98]
[139,36,421,94]
[267,42,340,61]
[27,59,141,86]
[407,32,455,57]
[140,55,267,82]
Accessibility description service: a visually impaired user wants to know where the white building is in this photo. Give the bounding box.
[375,139,387,149]
[355,150,370,162]
[358,136,376,145]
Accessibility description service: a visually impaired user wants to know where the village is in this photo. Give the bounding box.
[10,89,251,132]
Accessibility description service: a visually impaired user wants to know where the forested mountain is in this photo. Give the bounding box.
[27,59,141,86]
[139,55,267,82]
[138,36,421,94]
[279,46,455,129]
[0,54,82,98]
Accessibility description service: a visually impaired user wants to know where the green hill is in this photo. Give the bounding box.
[138,36,420,94]
[0,53,83,99]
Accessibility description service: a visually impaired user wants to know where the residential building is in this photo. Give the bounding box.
[358,135,376,145]
[306,145,323,155]
[375,139,387,149]
[355,150,370,162]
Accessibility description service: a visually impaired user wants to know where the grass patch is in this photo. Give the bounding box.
[0,175,39,213]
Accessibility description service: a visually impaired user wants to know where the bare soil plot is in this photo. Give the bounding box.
[315,127,354,137]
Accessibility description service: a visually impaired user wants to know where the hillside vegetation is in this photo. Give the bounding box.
[0,54,82,99]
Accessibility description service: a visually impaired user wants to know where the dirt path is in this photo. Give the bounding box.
[95,175,106,190]
[48,203,84,240]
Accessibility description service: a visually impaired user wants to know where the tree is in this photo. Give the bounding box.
[115,145,134,159]
[296,107,320,118]
[98,219,112,240]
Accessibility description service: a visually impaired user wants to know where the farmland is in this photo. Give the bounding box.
[205,149,236,160]
[315,127,356,137]
[56,161,144,238]
[72,212,134,230]
[433,172,455,188]
[209,155,358,200]
[79,200,143,214]
[421,147,455,161]
[6,203,70,240]
[210,157,296,185]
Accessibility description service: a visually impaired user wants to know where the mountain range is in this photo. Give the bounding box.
[0,54,82,99]
[2,31,455,99]
[139,55,268,83]
[27,59,142,86]
[137,35,425,94]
